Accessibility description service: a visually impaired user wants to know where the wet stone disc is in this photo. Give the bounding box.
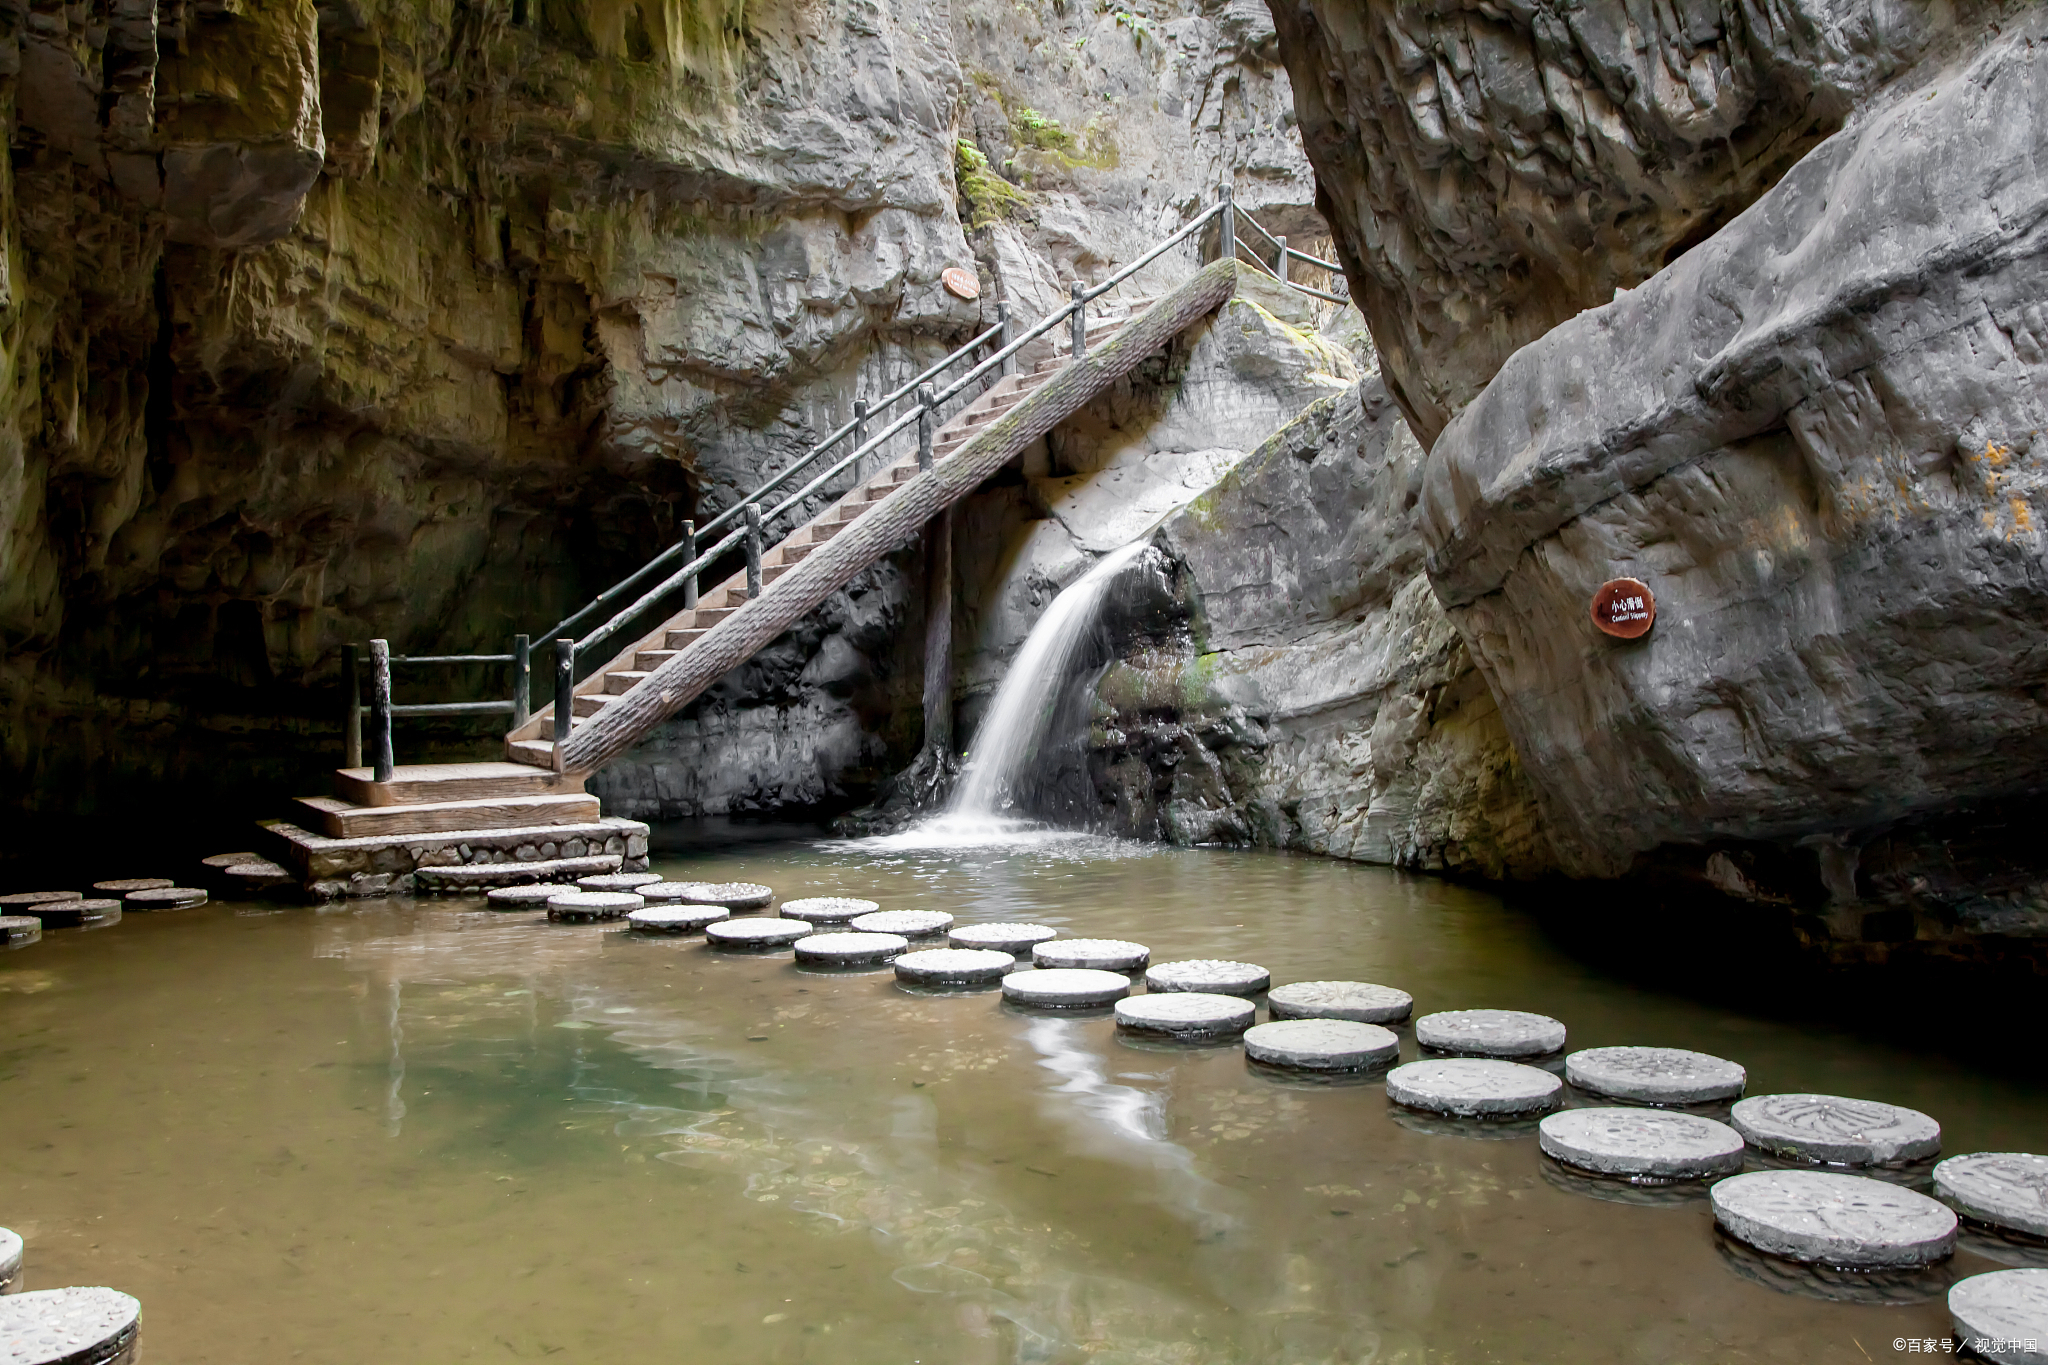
[1115,992,1255,1038]
[1032,938,1149,972]
[704,918,812,951]
[1245,1019,1399,1072]
[21,903,87,929]
[1415,1009,1566,1058]
[0,893,80,908]
[1730,1093,1943,1166]
[779,897,880,923]
[199,853,259,871]
[0,917,41,949]
[850,910,954,938]
[1266,980,1412,1024]
[794,931,907,964]
[1565,1046,1747,1105]
[1386,1058,1564,1118]
[1001,968,1130,1009]
[664,882,775,911]
[545,891,643,922]
[894,948,1013,985]
[1711,1170,1957,1268]
[1144,960,1270,997]
[0,1285,142,1364]
[485,883,576,909]
[1935,1153,2048,1239]
[1949,1269,2048,1365]
[1539,1108,1746,1181]
[576,872,663,893]
[0,1226,20,1292]
[121,888,206,910]
[627,905,733,935]
[949,923,1057,954]
[90,880,169,895]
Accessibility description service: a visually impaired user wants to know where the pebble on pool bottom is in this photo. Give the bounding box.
[1564,1046,1748,1105]
[1386,1059,1564,1117]
[778,897,880,923]
[1001,968,1131,1009]
[1415,1008,1566,1058]
[628,905,734,934]
[1266,980,1412,1024]
[704,918,813,950]
[949,923,1058,954]
[1935,1153,2048,1240]
[122,887,207,910]
[895,948,1014,985]
[1032,938,1150,972]
[794,932,907,965]
[849,910,954,938]
[1730,1093,1943,1166]
[661,882,774,911]
[0,1286,142,1364]
[545,891,643,922]
[577,872,663,893]
[1115,992,1256,1039]
[1244,1019,1400,1072]
[1711,1170,1957,1268]
[1144,960,1270,996]
[486,883,575,908]
[1950,1270,2048,1365]
[1539,1108,1746,1181]
[0,916,41,948]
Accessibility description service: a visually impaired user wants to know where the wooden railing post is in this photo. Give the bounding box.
[1069,282,1086,358]
[744,504,763,597]
[1277,234,1288,288]
[1218,184,1235,266]
[917,383,935,471]
[369,639,394,783]
[342,643,362,769]
[680,520,698,610]
[553,639,574,772]
[511,633,531,728]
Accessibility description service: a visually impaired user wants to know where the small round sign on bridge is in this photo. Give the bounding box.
[1591,577,1655,639]
[941,267,981,300]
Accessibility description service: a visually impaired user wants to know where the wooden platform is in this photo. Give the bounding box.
[332,762,584,808]
[294,792,600,838]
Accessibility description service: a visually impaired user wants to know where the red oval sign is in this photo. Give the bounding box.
[941,266,980,300]
[1591,577,1656,639]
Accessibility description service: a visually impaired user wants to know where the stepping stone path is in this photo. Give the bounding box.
[577,873,663,893]
[1115,993,1255,1039]
[1,1225,19,1292]
[1539,1108,1746,1181]
[545,891,642,923]
[949,923,1058,954]
[0,1286,141,1364]
[850,910,953,938]
[122,888,206,910]
[1415,1009,1566,1058]
[0,917,40,949]
[0,892,79,909]
[1711,1170,1957,1268]
[1266,980,1412,1023]
[91,880,169,894]
[1730,1093,1942,1166]
[1936,1153,2048,1239]
[1246,1019,1400,1072]
[704,918,812,951]
[1144,960,1269,996]
[1001,968,1131,1009]
[1387,1059,1564,1118]
[793,932,906,965]
[895,948,1014,985]
[663,883,774,911]
[628,905,733,935]
[1565,1046,1747,1105]
[1950,1269,2048,1365]
[485,884,576,909]
[1032,938,1149,972]
[779,897,880,923]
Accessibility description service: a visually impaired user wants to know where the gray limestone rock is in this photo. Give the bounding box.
[1539,1109,1746,1182]
[663,883,775,912]
[1001,968,1131,1009]
[778,898,881,923]
[0,1285,141,1363]
[1565,1047,1748,1106]
[544,891,643,923]
[850,911,953,938]
[704,918,813,951]
[1267,981,1412,1024]
[1386,1059,1563,1118]
[894,948,1014,985]
[1950,1270,2048,1365]
[0,1227,19,1294]
[1731,1094,1942,1167]
[121,888,205,910]
[1114,993,1256,1039]
[1936,1154,2048,1240]
[628,906,734,935]
[1144,960,1270,996]
[1415,1009,1565,1059]
[485,884,576,909]
[795,931,909,965]
[1032,939,1150,972]
[1711,1171,1958,1268]
[576,873,663,893]
[0,917,41,949]
[949,923,1058,954]
[1244,1019,1399,1072]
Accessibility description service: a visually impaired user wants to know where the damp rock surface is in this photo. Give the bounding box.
[894,948,1014,984]
[0,893,80,908]
[1415,1009,1566,1058]
[1266,981,1413,1023]
[1935,1154,2048,1239]
[1032,938,1150,971]
[1539,1108,1746,1181]
[1244,1019,1399,1072]
[1711,1171,1958,1268]
[1949,1270,2048,1365]
[0,1285,141,1364]
[1566,1047,1747,1105]
[545,891,643,922]
[665,883,775,911]
[794,931,908,964]
[949,923,1058,954]
[0,1227,19,1292]
[1001,968,1131,1008]
[1114,993,1256,1037]
[90,880,169,894]
[1731,1094,1943,1166]
[1386,1059,1563,1117]
[704,918,813,950]
[0,917,40,949]
[485,884,576,908]
[122,888,206,910]
[779,897,881,923]
[628,905,734,934]
[849,910,953,938]
[1144,960,1270,996]
[577,873,664,893]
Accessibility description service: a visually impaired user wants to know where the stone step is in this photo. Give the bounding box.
[332,761,583,808]
[294,792,601,839]
[603,670,652,695]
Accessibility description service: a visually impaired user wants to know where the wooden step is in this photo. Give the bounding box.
[603,670,652,695]
[332,761,584,808]
[508,739,557,767]
[573,692,616,718]
[634,647,681,670]
[664,627,707,649]
[537,714,588,740]
[697,606,738,625]
[295,792,601,838]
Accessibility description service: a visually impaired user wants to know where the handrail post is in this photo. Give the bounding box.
[1070,281,1086,358]
[852,398,869,480]
[745,504,763,597]
[1276,234,1288,288]
[680,520,698,610]
[1218,184,1235,266]
[553,639,574,772]
[342,643,362,769]
[917,383,935,471]
[996,302,1012,379]
[369,639,394,783]
[511,633,531,728]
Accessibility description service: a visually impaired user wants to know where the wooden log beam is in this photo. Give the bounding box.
[558,259,1240,777]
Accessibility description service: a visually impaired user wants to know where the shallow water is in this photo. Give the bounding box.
[3,832,2044,1364]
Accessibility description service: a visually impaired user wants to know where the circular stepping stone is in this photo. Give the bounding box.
[0,892,79,908]
[949,922,1057,954]
[223,860,294,892]
[895,948,1013,985]
[704,918,812,951]
[1266,980,1412,1024]
[1936,1153,2048,1239]
[485,883,576,909]
[1711,1170,1957,1268]
[0,916,41,949]
[1031,938,1149,971]
[122,887,206,910]
[1386,1058,1564,1117]
[627,905,734,935]
[663,882,774,911]
[76,902,122,931]
[1730,1093,1942,1166]
[0,1286,142,1363]
[1950,1270,2048,1365]
[91,879,170,894]
[1145,960,1270,996]
[779,897,880,923]
[576,872,663,893]
[1415,1009,1566,1058]
[21,902,88,928]
[1246,1019,1399,1072]
[200,852,259,871]
[545,891,642,922]
[1115,992,1255,1039]
[850,910,953,938]
[1,1226,20,1292]
[1539,1108,1746,1181]
[1001,968,1130,1009]
[1565,1046,1747,1105]
[793,931,906,965]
